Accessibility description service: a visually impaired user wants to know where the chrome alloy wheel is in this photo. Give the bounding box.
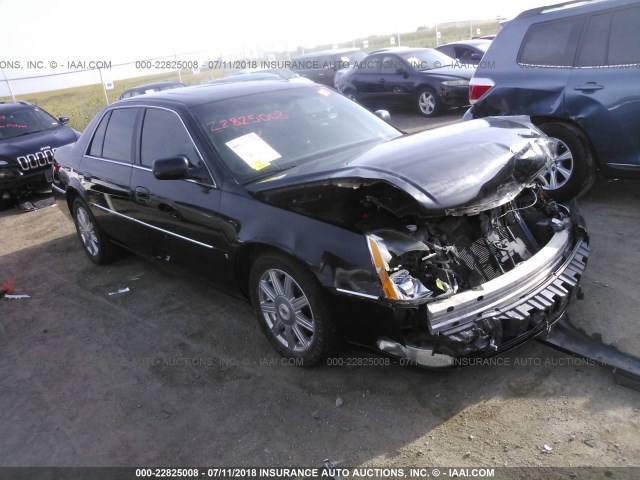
[258,269,315,352]
[541,136,574,190]
[76,205,99,256]
[418,91,436,115]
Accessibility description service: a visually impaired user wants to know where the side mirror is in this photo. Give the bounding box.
[373,110,391,122]
[58,116,70,125]
[470,53,482,61]
[396,68,408,77]
[153,155,190,180]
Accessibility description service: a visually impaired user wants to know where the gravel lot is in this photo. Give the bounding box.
[1,111,639,476]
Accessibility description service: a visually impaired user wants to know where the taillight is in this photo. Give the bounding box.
[469,78,495,104]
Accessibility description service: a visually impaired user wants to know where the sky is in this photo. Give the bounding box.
[1,0,552,94]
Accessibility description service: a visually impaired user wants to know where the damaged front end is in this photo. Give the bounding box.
[250,117,590,366]
[369,188,589,366]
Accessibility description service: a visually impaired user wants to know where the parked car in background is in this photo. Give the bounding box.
[52,81,589,367]
[291,48,366,87]
[0,101,78,204]
[337,47,474,117]
[435,39,492,65]
[464,0,640,201]
[118,81,185,100]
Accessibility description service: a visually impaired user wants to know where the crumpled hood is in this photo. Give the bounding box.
[248,116,552,217]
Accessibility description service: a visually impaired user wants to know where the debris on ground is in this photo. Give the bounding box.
[108,287,130,296]
[0,277,29,299]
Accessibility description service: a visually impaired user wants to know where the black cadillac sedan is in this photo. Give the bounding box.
[52,81,589,367]
[336,47,474,117]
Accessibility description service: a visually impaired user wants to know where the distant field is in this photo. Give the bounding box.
[0,70,230,132]
[1,21,499,132]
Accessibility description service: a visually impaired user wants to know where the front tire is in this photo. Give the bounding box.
[72,198,121,265]
[416,87,442,117]
[537,122,596,201]
[249,252,337,366]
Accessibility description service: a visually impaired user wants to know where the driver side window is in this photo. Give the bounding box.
[140,108,211,184]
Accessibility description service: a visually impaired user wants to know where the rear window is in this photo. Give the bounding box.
[518,17,585,66]
[101,108,138,163]
[608,6,640,65]
[576,6,640,67]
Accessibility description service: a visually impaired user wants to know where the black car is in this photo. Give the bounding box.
[291,48,366,87]
[464,0,640,200]
[336,47,474,117]
[118,81,185,100]
[435,39,492,65]
[0,101,78,203]
[52,81,589,367]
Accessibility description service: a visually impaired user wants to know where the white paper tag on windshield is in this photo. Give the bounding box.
[225,132,281,171]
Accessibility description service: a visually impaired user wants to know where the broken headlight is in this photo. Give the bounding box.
[366,232,434,302]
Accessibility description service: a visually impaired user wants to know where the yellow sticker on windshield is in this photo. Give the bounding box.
[225,132,281,171]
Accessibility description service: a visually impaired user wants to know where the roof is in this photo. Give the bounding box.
[0,101,36,111]
[516,0,626,18]
[118,80,313,108]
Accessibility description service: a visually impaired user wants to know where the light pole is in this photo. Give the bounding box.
[2,70,16,101]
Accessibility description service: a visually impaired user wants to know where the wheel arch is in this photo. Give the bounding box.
[234,242,310,299]
[530,116,600,169]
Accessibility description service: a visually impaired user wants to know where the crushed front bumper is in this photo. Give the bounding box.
[378,224,589,367]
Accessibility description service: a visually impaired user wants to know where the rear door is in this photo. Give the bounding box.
[81,107,140,244]
[567,4,640,170]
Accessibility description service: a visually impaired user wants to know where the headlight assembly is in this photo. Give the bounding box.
[366,233,433,302]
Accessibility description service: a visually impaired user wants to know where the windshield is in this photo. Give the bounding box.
[0,106,60,140]
[400,49,457,70]
[191,86,400,183]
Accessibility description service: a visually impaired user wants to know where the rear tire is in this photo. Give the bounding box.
[72,198,122,265]
[249,252,338,367]
[537,122,596,201]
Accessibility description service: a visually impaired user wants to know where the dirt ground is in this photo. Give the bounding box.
[1,120,639,475]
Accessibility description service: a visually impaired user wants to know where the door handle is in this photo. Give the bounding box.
[134,186,150,204]
[574,82,604,91]
[378,78,386,83]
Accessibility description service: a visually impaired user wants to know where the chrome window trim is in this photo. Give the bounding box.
[90,203,215,250]
[84,155,132,168]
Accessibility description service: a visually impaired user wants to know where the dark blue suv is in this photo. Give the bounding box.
[463,0,640,200]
